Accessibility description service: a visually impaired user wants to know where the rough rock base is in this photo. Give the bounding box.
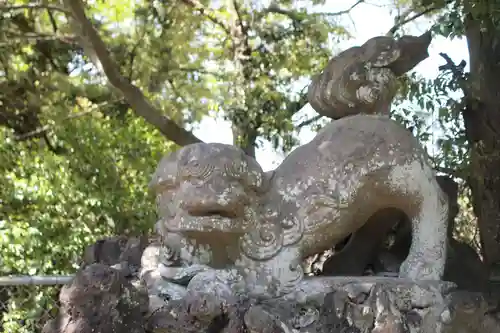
[146,276,500,333]
[42,250,500,333]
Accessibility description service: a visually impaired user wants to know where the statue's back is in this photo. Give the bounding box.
[274,114,428,186]
[266,114,448,283]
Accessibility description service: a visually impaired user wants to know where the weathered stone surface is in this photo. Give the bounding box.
[242,115,449,298]
[143,276,500,333]
[42,263,148,333]
[367,176,489,292]
[149,142,269,268]
[256,279,498,333]
[308,32,432,120]
[149,118,450,300]
[149,119,450,300]
[320,175,488,293]
[140,33,470,333]
[375,238,490,293]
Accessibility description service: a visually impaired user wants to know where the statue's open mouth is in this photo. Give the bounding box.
[188,209,240,219]
[167,213,248,234]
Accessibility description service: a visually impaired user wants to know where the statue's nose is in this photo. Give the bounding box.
[181,191,248,218]
[183,200,246,218]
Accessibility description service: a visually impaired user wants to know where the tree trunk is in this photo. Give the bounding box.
[232,124,257,158]
[463,6,500,273]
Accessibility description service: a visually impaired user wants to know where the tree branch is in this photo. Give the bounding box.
[433,164,466,180]
[0,3,70,14]
[47,9,59,33]
[438,53,466,78]
[438,52,468,93]
[288,84,309,118]
[265,0,364,21]
[179,0,231,34]
[62,0,203,146]
[174,66,226,79]
[296,114,323,129]
[9,14,68,71]
[166,78,196,116]
[387,5,439,35]
[232,0,247,36]
[2,32,77,45]
[318,0,364,16]
[14,109,95,141]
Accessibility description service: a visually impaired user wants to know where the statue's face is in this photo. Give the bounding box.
[150,143,267,237]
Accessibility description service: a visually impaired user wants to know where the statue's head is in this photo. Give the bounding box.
[149,143,268,237]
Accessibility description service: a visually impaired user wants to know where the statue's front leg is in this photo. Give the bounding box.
[235,214,305,299]
[235,245,304,299]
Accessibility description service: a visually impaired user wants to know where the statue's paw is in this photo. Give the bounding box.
[398,254,444,281]
[183,292,224,323]
[244,305,289,333]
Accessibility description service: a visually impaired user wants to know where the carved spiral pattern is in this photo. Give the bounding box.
[337,65,367,106]
[307,48,359,118]
[281,214,304,247]
[180,160,215,181]
[224,161,242,179]
[363,67,397,102]
[280,262,305,294]
[239,221,284,261]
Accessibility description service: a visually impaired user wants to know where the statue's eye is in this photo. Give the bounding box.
[151,180,176,199]
[181,161,214,180]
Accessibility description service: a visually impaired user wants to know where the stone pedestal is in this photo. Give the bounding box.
[144,276,500,333]
[41,241,500,333]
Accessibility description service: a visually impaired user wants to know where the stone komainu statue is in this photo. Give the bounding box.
[45,32,500,333]
[149,133,448,299]
[148,31,449,299]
